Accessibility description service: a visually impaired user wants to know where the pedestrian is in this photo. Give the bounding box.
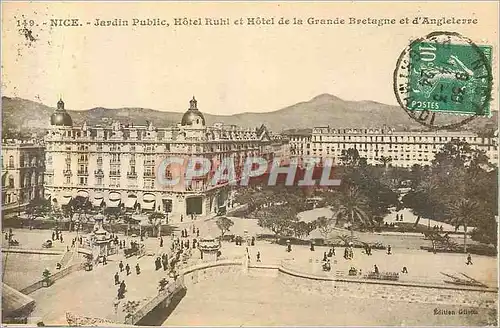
[323,252,328,261]
[125,263,130,275]
[374,265,379,275]
[160,237,163,248]
[396,214,399,221]
[310,241,315,251]
[184,228,188,237]
[192,225,196,234]
[196,228,200,237]
[60,234,64,243]
[119,260,124,272]
[103,255,107,265]
[136,263,141,275]
[387,245,392,255]
[186,239,190,249]
[256,251,261,262]
[402,266,408,274]
[344,247,349,260]
[251,236,255,246]
[72,239,75,248]
[114,272,120,285]
[193,238,197,249]
[466,253,473,265]
[52,231,55,241]
[180,214,183,222]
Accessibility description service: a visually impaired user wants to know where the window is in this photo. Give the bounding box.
[65,176,71,184]
[96,177,103,186]
[8,175,14,188]
[8,156,14,168]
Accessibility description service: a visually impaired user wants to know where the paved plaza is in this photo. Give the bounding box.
[2,211,497,326]
[165,273,496,326]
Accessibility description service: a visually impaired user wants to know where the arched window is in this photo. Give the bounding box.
[8,175,14,188]
[8,156,14,168]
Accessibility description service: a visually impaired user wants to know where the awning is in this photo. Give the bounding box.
[142,201,155,210]
[92,198,104,207]
[107,200,121,208]
[109,192,121,201]
[60,196,72,206]
[77,190,89,198]
[125,196,137,209]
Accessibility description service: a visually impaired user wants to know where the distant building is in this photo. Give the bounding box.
[286,127,498,167]
[44,97,288,222]
[1,139,45,218]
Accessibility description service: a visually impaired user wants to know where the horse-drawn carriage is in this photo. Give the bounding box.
[42,239,53,248]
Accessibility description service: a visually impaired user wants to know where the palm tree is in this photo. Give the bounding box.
[377,156,392,173]
[333,186,371,238]
[448,199,479,253]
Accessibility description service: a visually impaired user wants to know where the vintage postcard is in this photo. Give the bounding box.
[1,1,498,326]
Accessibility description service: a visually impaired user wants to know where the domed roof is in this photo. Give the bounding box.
[181,96,205,126]
[50,98,73,127]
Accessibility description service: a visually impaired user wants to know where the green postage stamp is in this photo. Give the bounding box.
[408,40,492,115]
[394,31,493,126]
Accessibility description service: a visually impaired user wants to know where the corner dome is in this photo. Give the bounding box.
[50,98,73,127]
[181,96,205,126]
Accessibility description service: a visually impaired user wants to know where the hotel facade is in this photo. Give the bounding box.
[1,140,45,217]
[287,126,498,167]
[43,97,289,222]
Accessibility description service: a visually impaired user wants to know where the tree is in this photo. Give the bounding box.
[293,221,315,239]
[448,199,480,253]
[377,155,392,172]
[70,196,92,231]
[333,186,372,237]
[255,204,297,240]
[216,216,234,237]
[148,212,165,237]
[340,148,366,167]
[315,216,336,239]
[404,140,497,249]
[336,233,358,246]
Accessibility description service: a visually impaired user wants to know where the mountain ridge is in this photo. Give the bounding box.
[2,94,497,138]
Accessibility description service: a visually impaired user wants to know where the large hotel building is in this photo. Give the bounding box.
[43,97,288,222]
[2,97,498,220]
[287,127,498,167]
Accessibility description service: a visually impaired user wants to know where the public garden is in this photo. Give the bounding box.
[2,140,498,326]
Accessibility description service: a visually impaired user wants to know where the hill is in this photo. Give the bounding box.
[2,94,497,138]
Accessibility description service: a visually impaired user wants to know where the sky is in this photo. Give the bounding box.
[2,2,498,115]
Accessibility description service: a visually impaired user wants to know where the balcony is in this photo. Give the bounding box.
[77,170,89,176]
[65,158,72,164]
[144,160,155,166]
[78,158,89,164]
[144,172,155,178]
[63,170,72,177]
[109,171,121,177]
[127,172,137,178]
[94,169,104,177]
